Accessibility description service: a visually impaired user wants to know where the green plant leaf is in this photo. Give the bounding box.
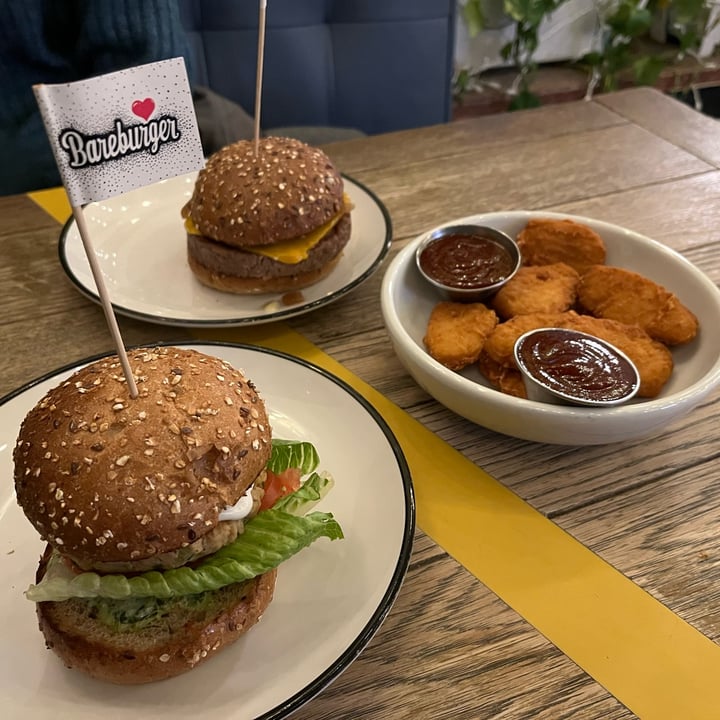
[453,68,472,103]
[607,3,652,37]
[503,0,555,26]
[675,25,703,52]
[462,0,485,37]
[509,88,542,110]
[669,0,709,26]
[580,51,603,67]
[633,56,667,86]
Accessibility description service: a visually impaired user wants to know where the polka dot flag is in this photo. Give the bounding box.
[33,57,205,207]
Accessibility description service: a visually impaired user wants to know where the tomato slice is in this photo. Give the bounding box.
[259,468,302,511]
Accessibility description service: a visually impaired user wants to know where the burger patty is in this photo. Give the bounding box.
[187,212,351,280]
[76,518,243,573]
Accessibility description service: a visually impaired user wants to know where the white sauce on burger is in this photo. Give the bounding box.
[218,484,255,521]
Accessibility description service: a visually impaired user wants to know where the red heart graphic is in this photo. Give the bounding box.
[131,98,155,121]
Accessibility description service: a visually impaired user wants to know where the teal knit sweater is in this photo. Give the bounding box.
[0,0,193,194]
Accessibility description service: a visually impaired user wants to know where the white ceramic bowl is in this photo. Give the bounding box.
[380,211,720,445]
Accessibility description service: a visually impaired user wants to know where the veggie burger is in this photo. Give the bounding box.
[13,346,342,684]
[181,136,353,294]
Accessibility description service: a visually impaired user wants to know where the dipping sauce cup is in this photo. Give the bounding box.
[415,224,521,301]
[514,327,640,407]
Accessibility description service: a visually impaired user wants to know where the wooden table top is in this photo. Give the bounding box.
[2,87,720,719]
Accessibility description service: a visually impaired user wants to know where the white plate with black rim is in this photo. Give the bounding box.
[0,342,414,719]
[58,173,392,327]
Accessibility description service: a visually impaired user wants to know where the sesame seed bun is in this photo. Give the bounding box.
[13,346,271,572]
[182,136,345,248]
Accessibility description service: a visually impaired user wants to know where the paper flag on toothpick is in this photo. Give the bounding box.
[33,57,205,398]
[34,56,204,206]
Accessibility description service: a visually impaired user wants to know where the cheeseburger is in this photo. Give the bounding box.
[13,346,341,684]
[181,136,353,294]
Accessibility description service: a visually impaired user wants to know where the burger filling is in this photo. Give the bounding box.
[187,214,351,282]
[59,575,261,635]
[184,193,353,264]
[26,440,342,605]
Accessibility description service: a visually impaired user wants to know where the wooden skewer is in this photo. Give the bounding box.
[71,205,138,398]
[253,0,268,156]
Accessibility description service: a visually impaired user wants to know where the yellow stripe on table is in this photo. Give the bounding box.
[28,187,72,224]
[32,188,720,719]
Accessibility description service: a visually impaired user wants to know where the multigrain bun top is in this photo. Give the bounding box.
[13,347,271,568]
[181,136,345,248]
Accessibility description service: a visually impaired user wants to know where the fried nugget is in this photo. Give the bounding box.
[517,218,606,274]
[477,351,527,398]
[483,312,570,368]
[423,301,498,371]
[491,263,580,320]
[566,314,673,398]
[577,265,698,346]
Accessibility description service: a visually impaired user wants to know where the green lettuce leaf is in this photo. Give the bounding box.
[274,471,334,516]
[27,508,342,602]
[269,439,319,475]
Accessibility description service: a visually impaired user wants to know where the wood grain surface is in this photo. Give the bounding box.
[3,88,720,719]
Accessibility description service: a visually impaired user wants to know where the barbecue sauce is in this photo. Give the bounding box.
[516,329,638,403]
[418,233,515,289]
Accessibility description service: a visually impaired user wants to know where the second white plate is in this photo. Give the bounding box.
[59,173,392,326]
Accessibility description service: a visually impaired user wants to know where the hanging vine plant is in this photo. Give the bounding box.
[500,0,567,109]
[458,0,572,110]
[579,0,716,98]
[581,0,663,95]
[457,0,719,109]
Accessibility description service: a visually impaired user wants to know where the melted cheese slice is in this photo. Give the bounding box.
[185,194,353,265]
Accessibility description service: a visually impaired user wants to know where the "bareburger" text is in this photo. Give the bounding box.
[58,116,181,168]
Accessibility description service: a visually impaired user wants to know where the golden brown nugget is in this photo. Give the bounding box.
[424,301,498,371]
[477,351,527,398]
[483,311,571,368]
[491,262,580,320]
[563,314,674,398]
[517,218,606,274]
[577,265,698,346]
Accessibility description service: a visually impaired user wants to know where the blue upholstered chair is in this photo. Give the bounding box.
[180,0,457,136]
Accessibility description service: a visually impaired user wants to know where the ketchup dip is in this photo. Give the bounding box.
[416,224,520,301]
[514,328,640,406]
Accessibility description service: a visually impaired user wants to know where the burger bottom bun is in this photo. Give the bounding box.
[187,213,351,295]
[36,549,277,684]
